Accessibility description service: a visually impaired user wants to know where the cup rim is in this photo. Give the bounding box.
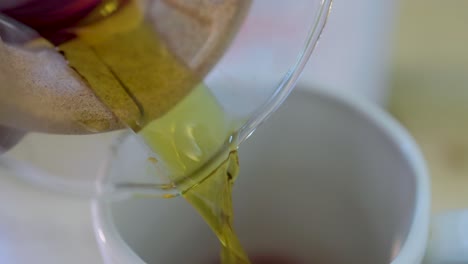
[91,87,430,264]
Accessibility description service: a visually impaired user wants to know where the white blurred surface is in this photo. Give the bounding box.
[0,168,101,264]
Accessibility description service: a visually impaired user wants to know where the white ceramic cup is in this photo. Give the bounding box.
[91,87,464,263]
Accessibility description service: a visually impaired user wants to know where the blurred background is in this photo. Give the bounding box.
[304,0,468,214]
[388,0,468,213]
[2,0,468,263]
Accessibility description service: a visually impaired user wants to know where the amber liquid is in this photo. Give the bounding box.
[14,0,252,263]
[139,84,250,263]
[183,150,250,264]
[57,0,199,131]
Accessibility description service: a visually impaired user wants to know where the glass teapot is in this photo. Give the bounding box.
[0,0,332,199]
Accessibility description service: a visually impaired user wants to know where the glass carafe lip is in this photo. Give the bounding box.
[97,131,239,200]
[237,0,333,144]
